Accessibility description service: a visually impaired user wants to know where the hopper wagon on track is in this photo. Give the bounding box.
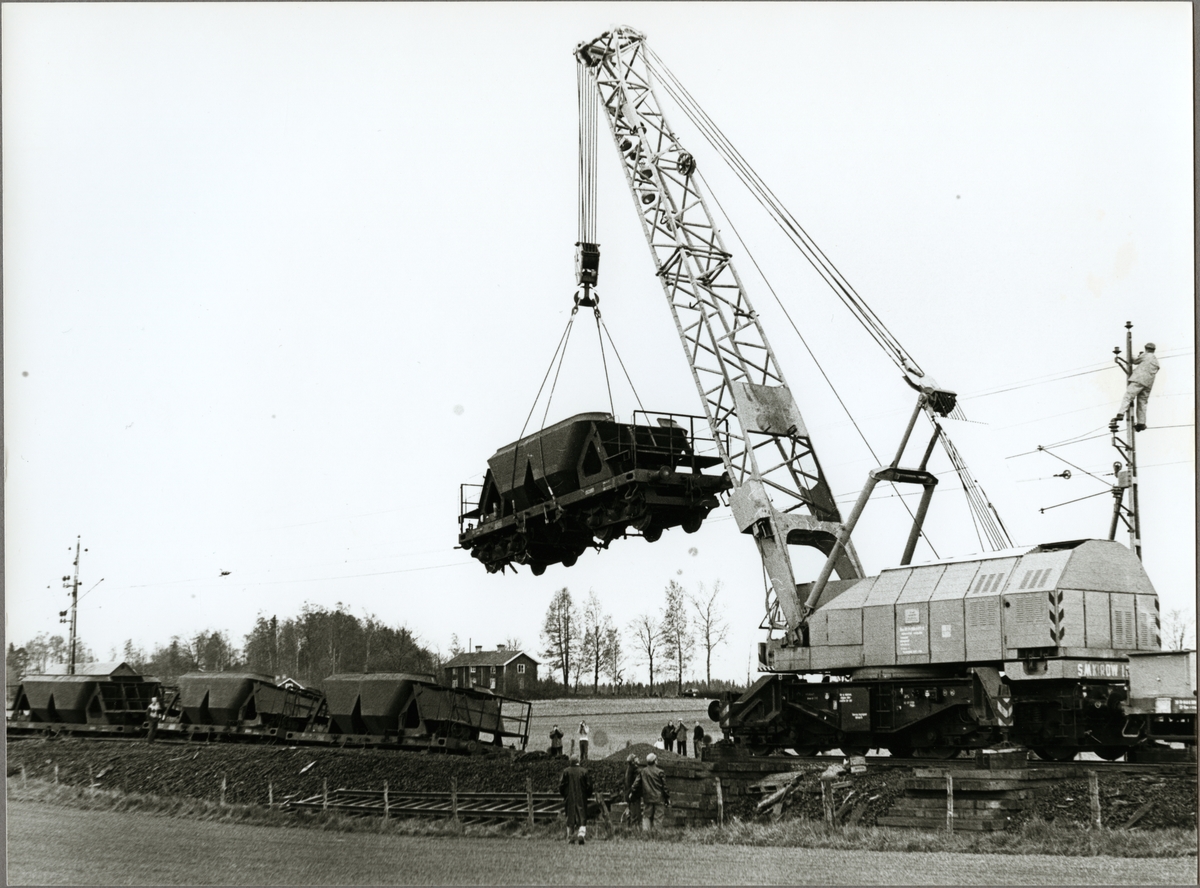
[8,669,532,754]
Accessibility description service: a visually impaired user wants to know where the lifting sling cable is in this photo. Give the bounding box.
[644,46,1013,550]
[644,47,920,380]
[593,307,616,418]
[513,316,577,504]
[518,315,576,443]
[698,168,939,560]
[598,317,648,418]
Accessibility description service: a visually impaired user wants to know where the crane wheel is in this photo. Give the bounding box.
[643,526,663,543]
[1032,746,1076,762]
[530,562,547,576]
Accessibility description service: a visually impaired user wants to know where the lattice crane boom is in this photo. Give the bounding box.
[576,28,865,636]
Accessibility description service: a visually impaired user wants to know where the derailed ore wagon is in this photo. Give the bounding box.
[459,411,731,575]
[9,669,532,754]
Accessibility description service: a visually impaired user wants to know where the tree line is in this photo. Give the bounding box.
[5,603,438,687]
[539,578,731,695]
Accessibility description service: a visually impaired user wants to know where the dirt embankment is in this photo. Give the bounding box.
[6,739,626,806]
[8,739,1194,830]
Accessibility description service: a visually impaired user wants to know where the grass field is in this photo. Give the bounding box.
[9,797,1197,885]
[526,697,713,757]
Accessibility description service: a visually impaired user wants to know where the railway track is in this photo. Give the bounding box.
[283,787,620,824]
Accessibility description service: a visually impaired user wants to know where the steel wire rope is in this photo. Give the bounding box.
[647,45,1022,553]
[644,48,918,377]
[963,350,1192,401]
[534,316,582,508]
[592,309,616,418]
[695,168,938,560]
[1039,489,1112,514]
[647,50,1015,554]
[598,318,648,417]
[937,427,989,551]
[1005,423,1195,460]
[512,315,576,503]
[1035,449,1122,486]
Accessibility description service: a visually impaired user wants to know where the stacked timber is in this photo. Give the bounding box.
[658,756,810,827]
[877,766,1074,831]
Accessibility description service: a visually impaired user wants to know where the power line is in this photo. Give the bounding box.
[961,350,1193,401]
[1005,423,1194,459]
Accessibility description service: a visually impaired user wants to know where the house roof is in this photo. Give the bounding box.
[443,650,538,669]
[41,661,138,677]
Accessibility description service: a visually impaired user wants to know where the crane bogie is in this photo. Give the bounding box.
[714,539,1194,758]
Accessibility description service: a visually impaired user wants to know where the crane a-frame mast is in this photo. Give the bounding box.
[575,28,864,639]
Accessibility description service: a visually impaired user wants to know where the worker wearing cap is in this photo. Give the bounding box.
[1116,343,1160,432]
[639,752,670,831]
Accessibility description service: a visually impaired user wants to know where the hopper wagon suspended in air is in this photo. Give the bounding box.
[458,411,731,575]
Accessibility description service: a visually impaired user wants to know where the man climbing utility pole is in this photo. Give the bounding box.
[1109,322,1152,560]
[1114,334,1160,433]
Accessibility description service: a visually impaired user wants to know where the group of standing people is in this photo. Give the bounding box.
[548,722,589,761]
[558,749,671,844]
[661,719,704,758]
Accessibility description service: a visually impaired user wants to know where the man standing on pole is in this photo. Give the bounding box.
[1115,342,1160,432]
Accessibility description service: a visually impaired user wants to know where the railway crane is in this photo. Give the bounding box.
[461,27,1195,762]
[570,27,1193,761]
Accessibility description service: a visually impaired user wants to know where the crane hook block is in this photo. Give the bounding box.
[575,242,600,288]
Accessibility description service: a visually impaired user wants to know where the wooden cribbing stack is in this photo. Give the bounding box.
[877,765,1074,831]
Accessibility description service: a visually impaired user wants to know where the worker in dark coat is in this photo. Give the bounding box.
[558,754,593,844]
[1115,342,1161,431]
[623,753,643,827]
[661,721,676,751]
[639,752,670,831]
[549,724,564,757]
[676,720,687,757]
[693,721,704,758]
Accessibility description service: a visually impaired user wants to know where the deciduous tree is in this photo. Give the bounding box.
[690,580,729,685]
[1162,608,1195,651]
[581,591,609,693]
[540,588,579,687]
[629,612,662,692]
[660,580,694,694]
[602,622,624,690]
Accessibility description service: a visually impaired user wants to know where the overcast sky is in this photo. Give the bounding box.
[5,2,1194,682]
